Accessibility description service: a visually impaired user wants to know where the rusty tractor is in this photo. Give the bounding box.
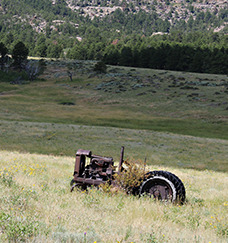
[70,146,186,203]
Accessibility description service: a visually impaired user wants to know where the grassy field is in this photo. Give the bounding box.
[0,60,228,242]
[0,60,228,171]
[0,120,228,172]
[0,151,228,242]
[0,60,228,140]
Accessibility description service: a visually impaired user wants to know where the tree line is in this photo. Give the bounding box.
[66,31,228,74]
[102,42,228,74]
[2,31,228,75]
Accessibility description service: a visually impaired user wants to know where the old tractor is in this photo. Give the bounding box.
[70,146,186,203]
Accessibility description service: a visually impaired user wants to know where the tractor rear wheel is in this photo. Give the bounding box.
[139,171,185,204]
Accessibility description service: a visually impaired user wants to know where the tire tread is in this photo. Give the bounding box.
[143,170,186,203]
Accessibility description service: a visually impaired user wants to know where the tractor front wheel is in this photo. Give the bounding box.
[139,171,185,204]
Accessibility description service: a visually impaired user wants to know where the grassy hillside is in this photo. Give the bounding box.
[1,60,228,139]
[0,60,228,172]
[0,61,228,242]
[0,151,228,242]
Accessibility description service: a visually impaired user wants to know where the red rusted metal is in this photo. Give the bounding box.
[70,146,186,204]
[118,146,124,174]
[71,148,116,190]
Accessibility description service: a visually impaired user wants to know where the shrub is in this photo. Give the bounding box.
[38,59,47,75]
[114,158,148,194]
[93,61,107,73]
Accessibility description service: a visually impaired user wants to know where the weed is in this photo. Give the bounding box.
[217,224,228,237]
[82,190,101,207]
[114,158,148,194]
[124,225,132,241]
[190,197,205,207]
[140,231,157,243]
[116,197,125,210]
[0,211,44,242]
[0,171,15,187]
[51,225,100,243]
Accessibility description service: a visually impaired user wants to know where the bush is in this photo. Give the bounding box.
[93,61,107,73]
[114,158,148,194]
[38,59,47,75]
[0,70,28,83]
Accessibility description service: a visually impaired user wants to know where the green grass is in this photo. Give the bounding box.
[1,62,228,140]
[0,60,228,172]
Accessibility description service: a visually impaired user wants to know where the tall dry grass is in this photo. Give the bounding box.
[1,150,227,242]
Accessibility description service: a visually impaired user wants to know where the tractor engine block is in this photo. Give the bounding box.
[72,149,115,187]
[84,156,114,181]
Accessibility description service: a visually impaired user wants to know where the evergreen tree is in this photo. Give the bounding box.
[119,46,133,66]
[47,43,63,58]
[12,41,29,70]
[35,35,47,57]
[189,47,204,73]
[0,42,8,70]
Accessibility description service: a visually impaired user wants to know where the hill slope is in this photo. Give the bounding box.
[1,61,228,172]
[1,0,228,58]
[1,0,228,35]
